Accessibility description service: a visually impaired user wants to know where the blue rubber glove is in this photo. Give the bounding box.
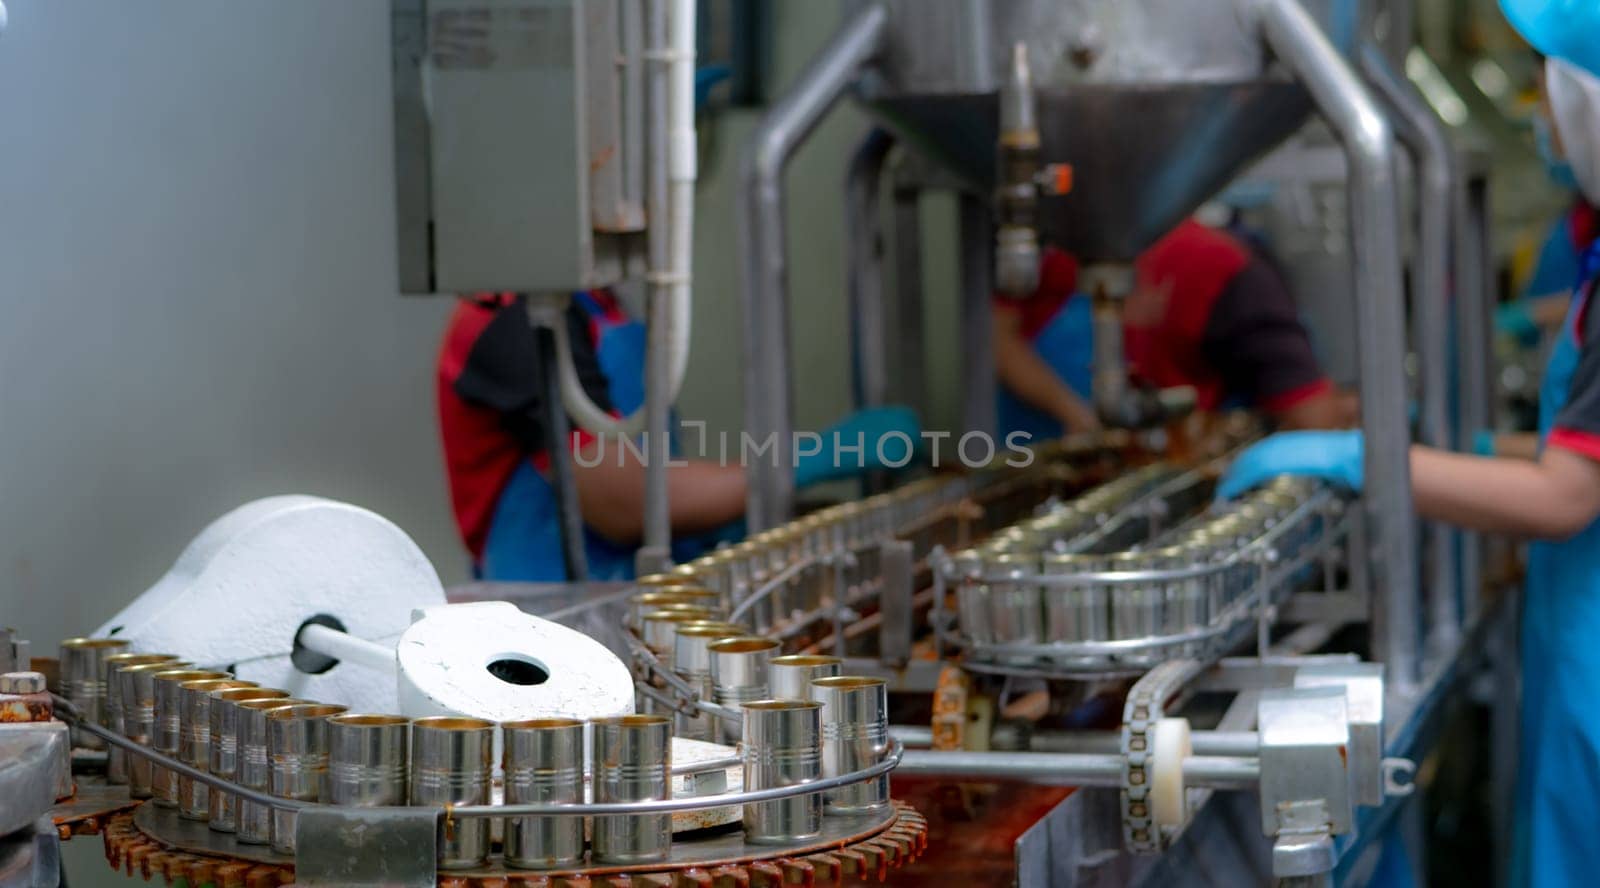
[1495,302,1540,348]
[794,405,923,489]
[1215,430,1365,501]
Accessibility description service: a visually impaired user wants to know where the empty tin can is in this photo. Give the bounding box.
[710,636,778,742]
[628,588,720,629]
[236,697,310,845]
[410,716,496,869]
[640,609,717,670]
[117,660,193,798]
[741,700,823,844]
[59,637,131,748]
[591,714,672,864]
[1042,551,1111,644]
[768,654,842,702]
[1108,552,1164,662]
[988,552,1045,648]
[951,549,994,647]
[503,717,585,869]
[150,669,230,806]
[101,653,177,784]
[672,621,745,741]
[812,676,889,813]
[326,714,410,807]
[208,687,289,833]
[178,678,255,820]
[267,702,348,853]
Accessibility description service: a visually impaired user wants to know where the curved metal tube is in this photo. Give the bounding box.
[1245,0,1419,693]
[739,2,889,531]
[1358,42,1462,659]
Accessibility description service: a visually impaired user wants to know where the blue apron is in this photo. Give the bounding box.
[1511,241,1600,888]
[997,295,1094,440]
[478,293,728,582]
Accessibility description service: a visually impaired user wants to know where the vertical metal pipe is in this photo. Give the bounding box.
[640,0,674,567]
[1359,42,1461,658]
[846,128,895,411]
[738,2,889,530]
[959,193,998,438]
[1248,0,1420,694]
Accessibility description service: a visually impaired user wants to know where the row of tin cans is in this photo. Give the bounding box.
[953,474,1324,664]
[98,644,885,869]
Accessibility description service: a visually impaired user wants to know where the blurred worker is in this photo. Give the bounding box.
[1218,4,1600,881]
[993,218,1355,439]
[437,290,920,582]
[1500,53,1600,341]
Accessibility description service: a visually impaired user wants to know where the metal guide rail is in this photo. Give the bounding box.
[935,471,1354,677]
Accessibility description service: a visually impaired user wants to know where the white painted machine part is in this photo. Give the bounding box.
[93,496,446,710]
[1150,717,1192,832]
[553,0,696,437]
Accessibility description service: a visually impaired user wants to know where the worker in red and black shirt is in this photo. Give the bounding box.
[438,291,921,581]
[992,218,1356,439]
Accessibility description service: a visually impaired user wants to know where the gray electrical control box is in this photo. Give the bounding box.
[392,0,646,295]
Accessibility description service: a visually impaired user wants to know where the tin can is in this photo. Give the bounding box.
[410,716,495,869]
[591,714,672,864]
[325,714,409,807]
[503,718,585,869]
[150,669,230,806]
[628,588,720,629]
[768,654,842,702]
[268,703,348,853]
[101,653,177,783]
[672,621,745,740]
[950,549,994,646]
[208,687,289,832]
[988,552,1045,647]
[640,609,716,671]
[1042,551,1111,644]
[236,697,311,845]
[178,678,255,819]
[812,676,889,813]
[1108,552,1164,665]
[59,637,130,748]
[741,700,823,844]
[117,660,193,798]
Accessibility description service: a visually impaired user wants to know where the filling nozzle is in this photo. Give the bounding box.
[995,42,1041,298]
[1084,263,1197,428]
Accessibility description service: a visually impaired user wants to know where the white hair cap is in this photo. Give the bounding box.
[1548,57,1600,207]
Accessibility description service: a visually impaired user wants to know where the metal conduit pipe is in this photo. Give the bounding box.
[895,750,1261,791]
[1245,0,1420,694]
[845,128,896,412]
[738,2,889,531]
[1358,42,1462,661]
[1029,729,1260,757]
[639,0,674,564]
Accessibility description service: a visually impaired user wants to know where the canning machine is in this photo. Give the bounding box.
[0,1,1517,886]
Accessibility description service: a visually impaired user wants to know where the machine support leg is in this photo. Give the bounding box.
[846,128,895,412]
[639,0,674,571]
[1359,42,1461,661]
[737,2,889,531]
[1248,0,1419,696]
[890,164,928,418]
